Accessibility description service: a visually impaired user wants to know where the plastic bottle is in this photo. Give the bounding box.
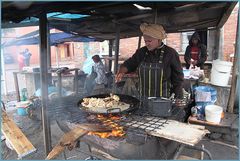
[21,88,28,101]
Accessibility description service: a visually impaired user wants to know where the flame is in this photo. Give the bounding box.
[88,114,125,138]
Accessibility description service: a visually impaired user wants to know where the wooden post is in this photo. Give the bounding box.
[114,25,120,74]
[108,40,113,72]
[227,8,239,113]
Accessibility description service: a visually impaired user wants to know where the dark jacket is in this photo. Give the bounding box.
[122,44,184,98]
[184,32,207,69]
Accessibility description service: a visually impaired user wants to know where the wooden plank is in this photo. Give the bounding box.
[1,110,36,158]
[188,113,238,128]
[128,118,209,146]
[146,120,209,146]
[177,155,198,160]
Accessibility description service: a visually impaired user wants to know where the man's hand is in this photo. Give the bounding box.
[115,72,124,82]
[115,66,128,82]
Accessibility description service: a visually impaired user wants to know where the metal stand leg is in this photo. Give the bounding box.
[172,144,213,160]
[62,150,67,160]
[172,144,185,159]
[84,144,99,160]
[185,144,213,160]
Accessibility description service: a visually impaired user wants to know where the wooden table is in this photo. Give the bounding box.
[188,113,238,143]
[188,113,238,128]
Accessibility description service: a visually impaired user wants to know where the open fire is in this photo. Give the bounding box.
[88,115,125,138]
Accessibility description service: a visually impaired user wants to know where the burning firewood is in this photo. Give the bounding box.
[45,124,111,160]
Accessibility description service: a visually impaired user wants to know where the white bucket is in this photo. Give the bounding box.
[210,59,232,86]
[205,105,223,124]
[16,101,31,108]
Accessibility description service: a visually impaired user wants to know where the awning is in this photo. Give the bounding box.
[2,2,237,40]
[2,31,97,47]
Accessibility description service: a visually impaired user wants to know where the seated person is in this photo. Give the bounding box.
[84,55,108,95]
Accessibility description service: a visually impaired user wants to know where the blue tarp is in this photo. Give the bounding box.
[2,31,96,47]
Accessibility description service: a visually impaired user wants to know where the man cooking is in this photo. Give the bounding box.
[116,23,184,100]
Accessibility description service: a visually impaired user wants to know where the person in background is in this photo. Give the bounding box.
[184,32,207,69]
[17,52,25,71]
[84,55,107,95]
[116,23,184,100]
[23,48,32,66]
[92,55,107,86]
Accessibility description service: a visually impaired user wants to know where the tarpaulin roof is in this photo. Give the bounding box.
[2,31,96,47]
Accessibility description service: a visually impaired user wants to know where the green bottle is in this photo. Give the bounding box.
[21,88,28,101]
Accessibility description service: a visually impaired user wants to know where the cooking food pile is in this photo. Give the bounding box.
[81,94,130,113]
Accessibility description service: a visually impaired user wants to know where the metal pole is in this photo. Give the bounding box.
[74,69,79,94]
[47,25,52,84]
[39,12,52,156]
[114,26,120,74]
[1,42,7,95]
[108,40,113,72]
[56,46,59,68]
[238,6,240,112]
[47,25,51,68]
[13,72,20,102]
[215,28,224,60]
[57,72,62,97]
[154,8,158,24]
[138,35,142,49]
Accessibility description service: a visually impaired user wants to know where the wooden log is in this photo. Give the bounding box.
[1,110,36,159]
[45,144,65,160]
[46,123,111,160]
[46,128,88,160]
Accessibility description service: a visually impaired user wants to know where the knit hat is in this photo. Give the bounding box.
[92,54,101,62]
[191,32,201,41]
[140,23,167,40]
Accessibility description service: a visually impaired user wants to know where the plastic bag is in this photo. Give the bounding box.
[195,90,211,102]
[194,86,217,103]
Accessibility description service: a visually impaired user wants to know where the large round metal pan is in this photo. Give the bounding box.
[77,93,140,114]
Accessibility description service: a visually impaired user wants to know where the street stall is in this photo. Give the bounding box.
[1,1,238,160]
[45,95,210,160]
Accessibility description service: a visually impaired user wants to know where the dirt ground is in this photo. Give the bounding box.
[1,103,239,160]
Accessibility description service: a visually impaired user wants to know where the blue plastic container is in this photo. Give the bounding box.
[16,101,30,116]
[17,107,28,116]
[194,86,217,115]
